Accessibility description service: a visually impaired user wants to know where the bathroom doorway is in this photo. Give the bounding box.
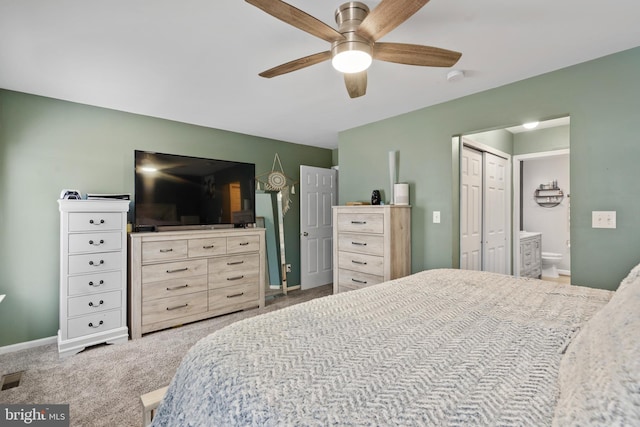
[457,116,570,280]
[511,117,571,280]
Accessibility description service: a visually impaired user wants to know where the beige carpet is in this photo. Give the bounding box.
[0,285,331,427]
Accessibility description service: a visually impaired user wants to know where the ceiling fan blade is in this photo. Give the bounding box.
[374,42,461,67]
[357,0,430,41]
[259,51,331,78]
[246,0,345,43]
[344,71,367,98]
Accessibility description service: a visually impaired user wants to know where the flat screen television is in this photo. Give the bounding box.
[134,150,256,231]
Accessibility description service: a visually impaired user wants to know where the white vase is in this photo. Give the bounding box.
[388,150,397,204]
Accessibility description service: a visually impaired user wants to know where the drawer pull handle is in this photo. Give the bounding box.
[351,242,367,246]
[227,292,244,299]
[227,275,244,281]
[351,221,367,224]
[89,219,105,225]
[166,267,188,273]
[88,280,104,287]
[88,320,104,328]
[88,239,105,246]
[352,278,367,284]
[88,300,104,307]
[89,260,104,266]
[226,261,244,266]
[352,260,368,265]
[166,284,189,291]
[159,248,173,253]
[239,242,250,246]
[166,303,188,311]
[202,245,215,249]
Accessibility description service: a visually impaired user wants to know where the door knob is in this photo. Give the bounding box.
[302,232,309,236]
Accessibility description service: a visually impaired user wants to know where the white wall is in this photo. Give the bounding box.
[523,154,571,273]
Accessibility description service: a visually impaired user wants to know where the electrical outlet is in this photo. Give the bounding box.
[433,211,441,224]
[592,211,616,229]
[285,264,292,272]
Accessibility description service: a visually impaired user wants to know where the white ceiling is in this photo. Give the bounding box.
[1,1,639,149]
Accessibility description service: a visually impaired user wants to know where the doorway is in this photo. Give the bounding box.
[299,165,337,290]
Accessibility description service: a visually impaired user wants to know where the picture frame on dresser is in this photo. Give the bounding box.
[57,199,130,357]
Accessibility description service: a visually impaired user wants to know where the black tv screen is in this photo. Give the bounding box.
[134,150,256,230]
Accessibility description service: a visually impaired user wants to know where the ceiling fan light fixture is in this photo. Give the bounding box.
[331,40,372,73]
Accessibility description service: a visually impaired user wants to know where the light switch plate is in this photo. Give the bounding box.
[433,211,441,224]
[592,211,616,229]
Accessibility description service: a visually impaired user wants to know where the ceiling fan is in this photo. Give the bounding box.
[245,0,462,98]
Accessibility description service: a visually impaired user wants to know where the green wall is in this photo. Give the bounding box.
[0,90,332,347]
[514,124,570,155]
[339,46,640,291]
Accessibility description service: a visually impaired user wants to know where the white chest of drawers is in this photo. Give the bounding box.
[129,228,265,339]
[332,205,411,293]
[58,199,130,357]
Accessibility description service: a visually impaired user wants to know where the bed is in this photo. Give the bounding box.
[150,267,640,426]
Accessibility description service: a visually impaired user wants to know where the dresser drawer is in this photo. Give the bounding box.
[67,310,122,339]
[208,254,260,289]
[69,231,122,254]
[227,235,260,254]
[142,291,208,326]
[68,251,122,275]
[337,232,384,256]
[68,271,122,296]
[337,213,384,234]
[143,275,208,301]
[188,237,227,258]
[338,268,384,290]
[69,212,122,232]
[142,240,188,263]
[338,251,384,276]
[68,290,121,317]
[208,283,259,312]
[142,259,207,283]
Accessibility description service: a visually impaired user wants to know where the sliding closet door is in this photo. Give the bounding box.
[460,146,483,270]
[483,153,508,274]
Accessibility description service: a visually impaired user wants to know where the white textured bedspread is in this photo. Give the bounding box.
[151,269,612,426]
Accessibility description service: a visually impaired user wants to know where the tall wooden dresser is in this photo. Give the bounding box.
[58,199,130,357]
[332,205,411,293]
[128,228,265,339]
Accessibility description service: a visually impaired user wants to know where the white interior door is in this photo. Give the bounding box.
[460,146,483,270]
[483,152,508,274]
[300,165,336,289]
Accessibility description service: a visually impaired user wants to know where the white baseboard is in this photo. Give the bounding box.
[0,336,57,355]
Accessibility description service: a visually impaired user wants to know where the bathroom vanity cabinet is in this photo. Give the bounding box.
[520,232,542,279]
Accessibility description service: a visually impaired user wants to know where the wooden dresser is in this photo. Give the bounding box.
[332,205,411,294]
[58,199,130,357]
[129,228,265,339]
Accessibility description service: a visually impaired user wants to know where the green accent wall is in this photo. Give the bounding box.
[0,90,332,347]
[514,124,570,155]
[338,46,640,292]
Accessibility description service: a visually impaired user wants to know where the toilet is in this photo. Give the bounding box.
[541,252,563,278]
